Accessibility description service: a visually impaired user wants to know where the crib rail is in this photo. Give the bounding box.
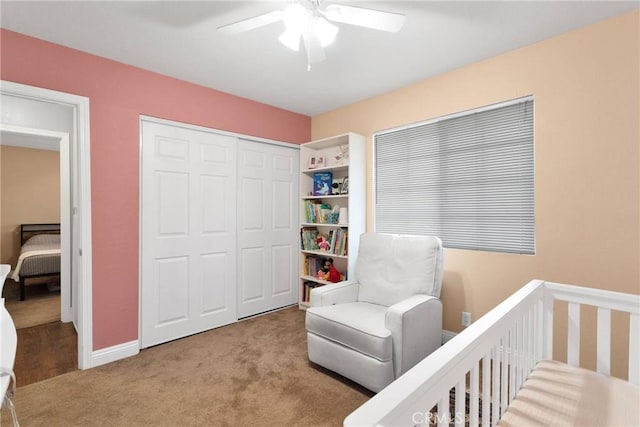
[344,280,640,427]
[543,282,640,384]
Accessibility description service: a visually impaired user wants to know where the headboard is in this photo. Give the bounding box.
[20,223,61,246]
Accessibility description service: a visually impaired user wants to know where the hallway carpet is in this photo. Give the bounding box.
[3,279,60,329]
[1,307,373,426]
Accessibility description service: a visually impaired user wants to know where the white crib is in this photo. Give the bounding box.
[345,280,640,426]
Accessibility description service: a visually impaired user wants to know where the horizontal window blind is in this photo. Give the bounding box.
[374,98,534,254]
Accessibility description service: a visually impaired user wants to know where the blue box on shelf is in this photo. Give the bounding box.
[313,172,333,196]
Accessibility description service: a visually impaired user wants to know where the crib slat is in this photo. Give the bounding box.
[438,395,449,427]
[629,313,639,385]
[527,306,542,375]
[508,328,516,403]
[492,342,501,426]
[469,360,480,426]
[543,292,554,359]
[529,301,543,372]
[470,363,479,426]
[517,316,524,390]
[500,335,508,417]
[529,306,535,373]
[526,307,531,373]
[455,377,465,427]
[567,302,580,367]
[596,307,611,375]
[482,353,490,427]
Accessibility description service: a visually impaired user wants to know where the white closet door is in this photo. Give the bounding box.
[140,121,237,348]
[237,139,299,318]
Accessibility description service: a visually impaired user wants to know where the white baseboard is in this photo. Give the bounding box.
[442,330,457,344]
[90,340,139,368]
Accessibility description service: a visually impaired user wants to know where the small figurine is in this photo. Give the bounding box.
[317,234,330,251]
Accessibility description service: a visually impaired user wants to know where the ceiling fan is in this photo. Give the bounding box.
[217,0,406,69]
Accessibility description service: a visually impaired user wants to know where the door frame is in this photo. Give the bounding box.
[1,80,93,369]
[0,124,72,322]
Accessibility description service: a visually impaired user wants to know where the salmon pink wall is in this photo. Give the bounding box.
[0,29,311,350]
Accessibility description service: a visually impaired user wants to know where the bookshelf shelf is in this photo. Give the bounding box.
[301,164,349,175]
[300,275,335,285]
[302,195,348,200]
[300,222,349,228]
[300,250,348,259]
[298,133,365,309]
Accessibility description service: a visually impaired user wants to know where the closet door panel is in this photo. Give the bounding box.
[240,247,265,303]
[237,140,299,318]
[141,121,237,348]
[272,244,293,296]
[200,252,228,313]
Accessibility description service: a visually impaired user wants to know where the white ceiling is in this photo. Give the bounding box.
[1,1,637,116]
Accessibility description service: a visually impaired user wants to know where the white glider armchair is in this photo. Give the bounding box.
[305,233,444,392]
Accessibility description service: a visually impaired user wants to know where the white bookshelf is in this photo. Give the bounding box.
[299,133,365,309]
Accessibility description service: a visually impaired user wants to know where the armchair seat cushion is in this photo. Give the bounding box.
[306,302,392,362]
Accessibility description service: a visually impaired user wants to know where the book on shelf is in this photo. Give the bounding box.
[300,227,319,251]
[302,281,322,303]
[304,200,339,224]
[313,172,333,196]
[327,228,348,256]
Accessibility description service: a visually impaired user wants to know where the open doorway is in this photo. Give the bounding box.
[0,81,93,371]
[0,128,71,317]
[0,125,74,384]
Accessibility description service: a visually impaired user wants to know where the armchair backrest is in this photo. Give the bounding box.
[355,233,444,306]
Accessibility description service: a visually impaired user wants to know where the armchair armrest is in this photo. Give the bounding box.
[310,280,359,307]
[385,294,442,378]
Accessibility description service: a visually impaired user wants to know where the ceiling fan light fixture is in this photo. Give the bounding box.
[282,3,308,32]
[279,28,302,51]
[313,16,339,48]
[219,2,405,67]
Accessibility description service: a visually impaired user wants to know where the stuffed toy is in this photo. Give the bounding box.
[322,258,341,283]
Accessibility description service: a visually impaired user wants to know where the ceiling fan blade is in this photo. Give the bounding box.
[324,4,406,32]
[217,10,283,34]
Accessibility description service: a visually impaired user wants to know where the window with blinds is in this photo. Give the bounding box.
[374,97,534,254]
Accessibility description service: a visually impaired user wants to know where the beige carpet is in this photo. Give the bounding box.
[1,307,373,427]
[2,279,61,329]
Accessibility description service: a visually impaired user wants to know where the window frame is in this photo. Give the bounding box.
[372,96,535,255]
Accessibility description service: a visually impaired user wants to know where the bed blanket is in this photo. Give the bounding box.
[10,234,61,282]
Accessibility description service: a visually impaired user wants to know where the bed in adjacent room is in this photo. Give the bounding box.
[10,223,61,301]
